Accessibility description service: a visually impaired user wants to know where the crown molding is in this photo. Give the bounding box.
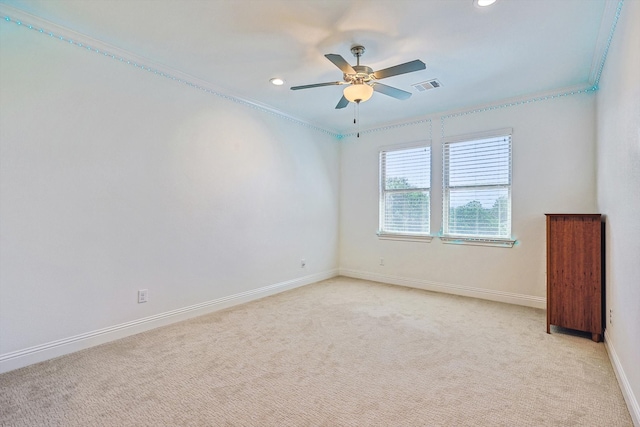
[0,4,340,139]
[339,83,594,140]
[1,2,625,141]
[588,0,625,87]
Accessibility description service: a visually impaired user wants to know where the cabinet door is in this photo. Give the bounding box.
[547,216,601,333]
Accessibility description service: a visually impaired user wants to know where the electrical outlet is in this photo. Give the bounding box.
[138,289,148,304]
[379,258,384,266]
[301,259,306,268]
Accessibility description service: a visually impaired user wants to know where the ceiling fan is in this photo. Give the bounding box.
[290,45,426,109]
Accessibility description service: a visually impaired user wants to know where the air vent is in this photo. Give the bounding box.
[412,79,442,92]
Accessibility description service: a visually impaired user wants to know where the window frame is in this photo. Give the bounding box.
[378,141,433,243]
[441,129,515,248]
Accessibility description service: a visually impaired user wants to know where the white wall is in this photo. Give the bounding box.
[340,92,597,307]
[596,0,640,423]
[0,21,339,370]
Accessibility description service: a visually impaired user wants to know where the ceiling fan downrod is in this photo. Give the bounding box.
[351,45,365,67]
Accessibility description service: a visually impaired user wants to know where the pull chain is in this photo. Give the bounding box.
[357,102,360,138]
[354,102,356,124]
[352,99,362,138]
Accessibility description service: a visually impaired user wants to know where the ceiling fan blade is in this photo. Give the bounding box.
[325,54,356,74]
[372,83,412,100]
[373,60,426,80]
[335,95,349,109]
[290,81,344,90]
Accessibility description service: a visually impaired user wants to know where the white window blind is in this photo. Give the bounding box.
[379,145,430,236]
[443,134,511,239]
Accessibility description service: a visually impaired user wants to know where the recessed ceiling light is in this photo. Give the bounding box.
[475,0,497,7]
[270,78,284,86]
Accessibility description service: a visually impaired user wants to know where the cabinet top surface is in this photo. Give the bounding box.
[545,214,602,217]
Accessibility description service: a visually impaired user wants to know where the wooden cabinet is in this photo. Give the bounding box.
[545,214,603,342]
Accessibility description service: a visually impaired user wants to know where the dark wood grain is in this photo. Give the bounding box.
[545,214,603,342]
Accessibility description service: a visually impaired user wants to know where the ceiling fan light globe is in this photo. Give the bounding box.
[475,0,497,6]
[343,84,374,103]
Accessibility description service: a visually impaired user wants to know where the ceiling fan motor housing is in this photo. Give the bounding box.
[345,66,375,85]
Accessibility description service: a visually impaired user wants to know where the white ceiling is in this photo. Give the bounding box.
[1,0,616,135]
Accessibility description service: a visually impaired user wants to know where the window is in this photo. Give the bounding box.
[443,130,513,245]
[379,144,431,240]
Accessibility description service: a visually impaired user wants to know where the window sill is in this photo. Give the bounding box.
[439,236,516,248]
[377,233,433,243]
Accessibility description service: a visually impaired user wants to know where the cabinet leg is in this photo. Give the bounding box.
[592,333,601,343]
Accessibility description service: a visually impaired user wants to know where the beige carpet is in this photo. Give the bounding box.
[0,277,632,426]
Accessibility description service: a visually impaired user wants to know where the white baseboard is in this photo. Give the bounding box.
[0,269,338,374]
[339,268,546,309]
[605,330,640,427]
